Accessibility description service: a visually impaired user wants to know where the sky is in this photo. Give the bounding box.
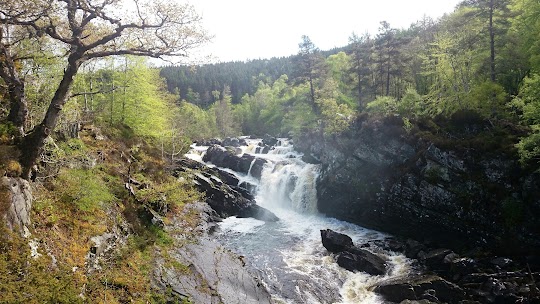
[186,0,463,63]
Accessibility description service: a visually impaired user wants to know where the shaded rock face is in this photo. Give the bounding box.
[297,116,540,254]
[336,247,387,275]
[374,237,540,303]
[374,275,465,303]
[174,158,278,222]
[1,177,33,236]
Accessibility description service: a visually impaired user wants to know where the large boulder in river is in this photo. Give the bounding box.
[336,247,387,275]
[321,229,353,253]
[321,229,387,275]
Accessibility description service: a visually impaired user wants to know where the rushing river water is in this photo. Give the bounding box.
[186,138,411,304]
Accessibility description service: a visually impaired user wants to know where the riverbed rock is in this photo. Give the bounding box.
[262,134,278,147]
[203,145,268,179]
[373,275,465,303]
[174,158,278,222]
[336,247,387,275]
[320,229,353,253]
[155,238,272,304]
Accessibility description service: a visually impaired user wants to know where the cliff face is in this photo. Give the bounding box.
[296,115,540,254]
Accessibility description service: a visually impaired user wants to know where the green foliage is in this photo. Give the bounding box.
[402,117,413,134]
[0,122,17,143]
[318,97,353,135]
[515,128,540,166]
[55,168,116,212]
[211,87,241,137]
[136,175,202,214]
[512,74,540,166]
[366,96,398,115]
[283,99,318,138]
[175,101,218,140]
[398,88,424,118]
[468,81,508,118]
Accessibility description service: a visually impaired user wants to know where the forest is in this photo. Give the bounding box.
[1,0,540,302]
[158,0,539,168]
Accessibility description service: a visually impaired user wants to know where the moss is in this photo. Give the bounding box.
[0,226,82,303]
[5,160,22,177]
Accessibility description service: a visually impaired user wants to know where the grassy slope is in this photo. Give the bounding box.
[0,125,203,303]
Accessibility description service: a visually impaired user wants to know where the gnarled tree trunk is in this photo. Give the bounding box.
[20,54,83,179]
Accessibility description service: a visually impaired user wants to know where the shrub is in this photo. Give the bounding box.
[366,96,397,115]
[55,168,116,212]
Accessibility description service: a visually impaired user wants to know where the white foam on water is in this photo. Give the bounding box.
[190,138,412,303]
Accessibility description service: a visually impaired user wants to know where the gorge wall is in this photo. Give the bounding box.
[296,115,540,255]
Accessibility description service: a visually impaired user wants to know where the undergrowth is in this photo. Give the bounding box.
[0,124,203,303]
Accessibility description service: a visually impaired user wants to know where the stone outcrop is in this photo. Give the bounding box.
[1,176,33,236]
[175,158,278,222]
[296,115,540,255]
[320,228,353,253]
[370,236,540,303]
[203,145,267,179]
[373,275,465,303]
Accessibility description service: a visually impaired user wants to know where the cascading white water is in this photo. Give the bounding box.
[188,138,411,304]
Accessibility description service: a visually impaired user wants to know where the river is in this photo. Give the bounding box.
[186,138,411,304]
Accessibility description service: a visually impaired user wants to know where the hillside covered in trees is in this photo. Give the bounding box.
[1,0,540,302]
[160,0,540,169]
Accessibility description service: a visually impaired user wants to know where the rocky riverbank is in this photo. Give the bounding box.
[321,228,540,303]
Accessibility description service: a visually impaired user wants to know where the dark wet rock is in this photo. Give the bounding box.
[450,258,479,278]
[174,158,277,222]
[262,134,278,147]
[404,239,427,259]
[202,145,267,179]
[222,137,241,147]
[239,181,257,195]
[320,229,387,275]
[490,257,513,269]
[336,247,387,275]
[195,138,222,146]
[238,204,279,222]
[320,229,353,253]
[422,248,453,272]
[374,275,465,303]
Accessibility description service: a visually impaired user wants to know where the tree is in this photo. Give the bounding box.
[0,0,209,179]
[348,32,373,109]
[294,35,327,114]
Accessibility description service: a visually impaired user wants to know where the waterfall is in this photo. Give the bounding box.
[187,137,411,304]
[257,159,319,214]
